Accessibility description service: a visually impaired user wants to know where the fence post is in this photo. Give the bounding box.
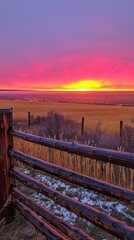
[81,116,85,136]
[120,120,123,147]
[55,113,59,140]
[0,108,15,221]
[28,111,31,127]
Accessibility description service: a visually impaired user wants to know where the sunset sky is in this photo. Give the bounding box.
[0,0,134,91]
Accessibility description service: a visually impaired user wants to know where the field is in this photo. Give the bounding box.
[0,97,134,187]
[0,99,133,190]
[0,99,134,133]
[0,96,134,239]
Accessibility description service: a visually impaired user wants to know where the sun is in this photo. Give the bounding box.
[63,80,101,91]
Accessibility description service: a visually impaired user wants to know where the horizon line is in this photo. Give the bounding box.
[0,88,134,92]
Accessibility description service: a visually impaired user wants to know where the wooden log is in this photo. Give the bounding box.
[10,149,134,204]
[14,199,65,240]
[11,130,134,168]
[55,113,59,140]
[120,120,123,147]
[81,116,84,136]
[10,168,134,239]
[0,108,15,221]
[28,111,31,127]
[12,188,93,240]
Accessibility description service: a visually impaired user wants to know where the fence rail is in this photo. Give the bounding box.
[10,149,134,204]
[0,108,134,240]
[11,130,134,168]
[12,188,91,240]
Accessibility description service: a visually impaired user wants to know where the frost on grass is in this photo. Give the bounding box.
[17,168,134,239]
[31,172,134,224]
[23,169,31,174]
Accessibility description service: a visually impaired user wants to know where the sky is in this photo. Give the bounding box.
[0,0,134,91]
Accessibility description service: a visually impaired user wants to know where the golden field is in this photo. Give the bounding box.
[0,99,133,190]
[0,99,133,133]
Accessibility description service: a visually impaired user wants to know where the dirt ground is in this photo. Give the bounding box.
[0,213,46,240]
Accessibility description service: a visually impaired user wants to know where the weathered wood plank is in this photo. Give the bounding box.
[11,149,134,205]
[11,130,134,168]
[0,108,15,221]
[10,168,134,240]
[13,188,93,240]
[14,199,66,240]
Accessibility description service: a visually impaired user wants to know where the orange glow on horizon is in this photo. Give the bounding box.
[62,80,101,91]
[35,88,134,92]
[0,80,134,92]
[0,88,134,92]
[36,79,134,91]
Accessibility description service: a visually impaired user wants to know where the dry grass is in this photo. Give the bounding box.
[15,139,134,190]
[0,100,133,133]
[0,98,133,188]
[0,100,133,239]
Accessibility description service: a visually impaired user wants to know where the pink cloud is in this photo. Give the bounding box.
[0,50,134,90]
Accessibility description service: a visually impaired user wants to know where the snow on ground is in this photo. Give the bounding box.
[22,168,134,239]
[31,172,134,221]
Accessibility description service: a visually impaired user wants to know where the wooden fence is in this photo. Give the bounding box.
[0,108,134,239]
